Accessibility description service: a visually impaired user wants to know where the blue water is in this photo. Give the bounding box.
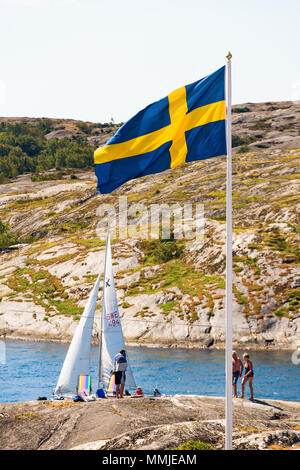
[0,340,299,403]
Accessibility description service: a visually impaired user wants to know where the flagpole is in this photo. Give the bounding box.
[225,52,233,451]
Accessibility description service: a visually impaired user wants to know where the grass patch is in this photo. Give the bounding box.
[233,266,243,273]
[274,308,289,318]
[160,300,177,313]
[27,252,76,267]
[248,244,260,250]
[234,424,262,433]
[43,400,76,408]
[8,196,52,211]
[122,301,133,309]
[126,259,224,322]
[26,241,58,256]
[60,220,91,233]
[284,287,300,313]
[274,194,299,209]
[233,255,258,268]
[262,230,300,264]
[127,259,224,297]
[70,238,106,248]
[5,267,83,316]
[172,440,215,450]
[207,190,226,199]
[31,171,66,182]
[14,412,39,420]
[211,215,226,222]
[233,285,248,305]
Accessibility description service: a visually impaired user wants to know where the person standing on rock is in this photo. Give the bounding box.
[240,353,254,400]
[113,349,127,398]
[232,351,243,398]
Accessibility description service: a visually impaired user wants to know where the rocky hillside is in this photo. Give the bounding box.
[0,101,299,349]
[0,115,118,148]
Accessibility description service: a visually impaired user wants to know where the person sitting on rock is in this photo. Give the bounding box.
[153,388,161,396]
[132,386,144,397]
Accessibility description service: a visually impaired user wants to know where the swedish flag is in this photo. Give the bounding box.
[94,66,226,194]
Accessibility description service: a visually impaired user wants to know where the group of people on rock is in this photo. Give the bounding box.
[232,351,254,400]
[113,348,254,400]
[113,348,157,399]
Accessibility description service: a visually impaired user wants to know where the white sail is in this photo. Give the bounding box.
[54,272,102,396]
[99,228,136,390]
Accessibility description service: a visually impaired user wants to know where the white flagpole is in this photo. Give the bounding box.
[225,52,233,450]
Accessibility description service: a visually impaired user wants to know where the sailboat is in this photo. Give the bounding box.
[54,228,136,397]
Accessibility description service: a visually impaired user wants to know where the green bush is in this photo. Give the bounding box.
[0,219,5,233]
[232,106,250,113]
[0,174,10,184]
[237,145,250,153]
[0,218,19,247]
[232,135,256,148]
[36,119,54,134]
[172,440,215,450]
[141,238,184,264]
[77,122,91,134]
[256,143,269,148]
[31,171,66,182]
[0,230,19,248]
[250,119,272,130]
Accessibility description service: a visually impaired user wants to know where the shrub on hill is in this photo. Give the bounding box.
[232,134,256,148]
[0,121,95,179]
[0,219,19,248]
[172,440,216,450]
[139,237,184,264]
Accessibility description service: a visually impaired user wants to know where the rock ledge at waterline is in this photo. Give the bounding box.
[0,290,299,350]
[0,396,300,450]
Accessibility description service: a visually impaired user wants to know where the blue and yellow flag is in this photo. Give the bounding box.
[94,66,226,194]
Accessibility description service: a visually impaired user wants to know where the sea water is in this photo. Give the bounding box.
[0,339,299,403]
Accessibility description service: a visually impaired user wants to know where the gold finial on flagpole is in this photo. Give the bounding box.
[226,51,232,60]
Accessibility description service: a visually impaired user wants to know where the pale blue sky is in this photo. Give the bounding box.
[0,0,299,123]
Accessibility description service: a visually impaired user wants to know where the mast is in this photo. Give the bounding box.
[97,296,103,389]
[98,225,136,391]
[97,225,110,388]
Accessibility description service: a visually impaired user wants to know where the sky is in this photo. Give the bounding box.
[0,0,299,123]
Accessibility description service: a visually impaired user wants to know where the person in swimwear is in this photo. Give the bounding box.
[232,351,243,398]
[240,353,254,400]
